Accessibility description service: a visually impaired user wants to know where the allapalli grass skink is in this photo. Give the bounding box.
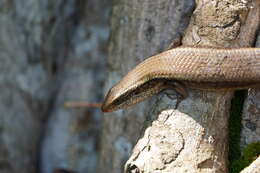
[101,47,260,112]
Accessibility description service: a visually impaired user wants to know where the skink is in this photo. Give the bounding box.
[101,47,260,112]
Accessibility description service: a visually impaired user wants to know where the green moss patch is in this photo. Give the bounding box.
[230,142,260,173]
[228,90,246,168]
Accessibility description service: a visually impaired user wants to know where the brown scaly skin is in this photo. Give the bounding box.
[102,47,260,112]
[102,0,260,113]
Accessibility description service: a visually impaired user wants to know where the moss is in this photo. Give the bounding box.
[228,91,260,172]
[228,90,246,167]
[230,142,260,173]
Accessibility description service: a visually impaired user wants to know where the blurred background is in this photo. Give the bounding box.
[0,0,111,172]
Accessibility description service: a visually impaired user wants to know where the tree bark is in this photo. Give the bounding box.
[124,0,259,172]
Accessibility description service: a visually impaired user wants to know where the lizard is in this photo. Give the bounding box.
[101,47,260,112]
[101,1,260,113]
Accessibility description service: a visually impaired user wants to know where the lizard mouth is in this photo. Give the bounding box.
[101,102,113,112]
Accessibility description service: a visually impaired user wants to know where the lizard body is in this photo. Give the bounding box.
[102,47,260,112]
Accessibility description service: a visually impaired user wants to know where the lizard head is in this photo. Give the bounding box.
[101,85,122,112]
[101,84,142,112]
[101,79,166,112]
